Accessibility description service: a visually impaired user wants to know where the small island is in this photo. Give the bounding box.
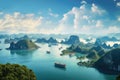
[36,37,58,44]
[61,35,80,45]
[9,39,39,50]
[62,40,120,74]
[0,63,36,80]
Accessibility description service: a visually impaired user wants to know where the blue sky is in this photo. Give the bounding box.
[0,0,120,35]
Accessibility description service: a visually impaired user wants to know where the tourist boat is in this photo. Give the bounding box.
[54,62,66,68]
[46,51,50,54]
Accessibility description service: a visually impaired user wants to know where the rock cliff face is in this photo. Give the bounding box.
[47,37,58,43]
[9,39,39,50]
[36,38,47,43]
[36,37,58,44]
[93,48,120,74]
[61,35,80,44]
[96,36,118,42]
[86,46,105,60]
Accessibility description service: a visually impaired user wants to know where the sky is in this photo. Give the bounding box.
[0,0,120,35]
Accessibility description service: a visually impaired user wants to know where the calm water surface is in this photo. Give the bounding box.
[0,39,116,80]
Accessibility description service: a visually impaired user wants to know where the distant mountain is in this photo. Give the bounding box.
[94,39,112,49]
[4,35,30,44]
[36,38,47,43]
[96,36,118,42]
[4,39,16,44]
[9,39,39,50]
[36,37,58,44]
[93,48,120,74]
[113,44,120,48]
[47,37,58,43]
[61,35,80,44]
[0,34,9,39]
[94,39,102,46]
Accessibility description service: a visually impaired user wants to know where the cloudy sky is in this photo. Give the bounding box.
[0,0,120,35]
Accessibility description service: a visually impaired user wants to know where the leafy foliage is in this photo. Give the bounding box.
[0,63,36,80]
[116,75,120,80]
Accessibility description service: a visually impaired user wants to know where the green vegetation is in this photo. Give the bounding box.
[0,63,36,80]
[61,49,74,55]
[116,75,120,80]
[9,39,39,50]
[93,48,120,74]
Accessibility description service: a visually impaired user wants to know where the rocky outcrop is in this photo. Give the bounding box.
[97,36,118,42]
[36,37,58,44]
[47,37,58,43]
[36,38,47,43]
[9,39,39,50]
[86,46,105,60]
[61,35,80,44]
[93,48,120,74]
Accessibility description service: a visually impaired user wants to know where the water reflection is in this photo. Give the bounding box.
[10,49,36,56]
[54,66,66,71]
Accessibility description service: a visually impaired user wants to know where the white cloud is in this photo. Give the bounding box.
[117,2,120,6]
[118,17,120,21]
[0,12,43,33]
[81,0,87,4]
[49,12,59,17]
[57,1,120,35]
[91,3,105,15]
[96,20,103,28]
[0,1,119,35]
[59,2,107,33]
[83,15,89,20]
[48,8,59,18]
[104,26,120,34]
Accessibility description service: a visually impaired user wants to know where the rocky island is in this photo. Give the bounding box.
[36,37,58,44]
[93,48,120,74]
[61,35,80,44]
[62,40,120,75]
[9,39,39,50]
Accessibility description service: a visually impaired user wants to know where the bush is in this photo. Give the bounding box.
[0,63,36,80]
[116,75,120,80]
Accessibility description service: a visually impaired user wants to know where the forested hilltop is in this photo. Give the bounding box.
[0,63,36,80]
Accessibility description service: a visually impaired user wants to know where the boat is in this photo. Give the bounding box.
[46,51,50,54]
[48,44,51,47]
[0,49,2,50]
[54,62,66,68]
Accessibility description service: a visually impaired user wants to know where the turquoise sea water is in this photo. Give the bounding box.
[0,39,116,80]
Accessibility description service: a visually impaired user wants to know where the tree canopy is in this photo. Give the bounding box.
[0,63,36,80]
